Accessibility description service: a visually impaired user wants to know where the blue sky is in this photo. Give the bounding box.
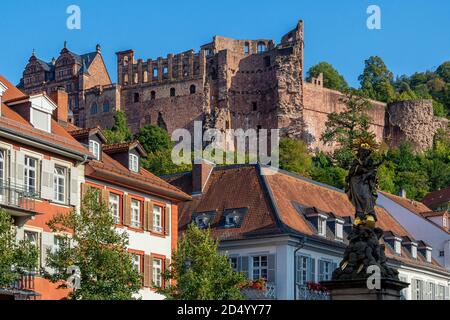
[1,0,449,87]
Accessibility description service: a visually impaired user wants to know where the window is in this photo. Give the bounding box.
[102,101,110,113]
[252,256,268,280]
[90,103,98,115]
[414,279,424,300]
[153,258,163,288]
[123,56,129,66]
[412,245,417,259]
[252,101,257,111]
[129,154,139,172]
[437,285,445,300]
[264,56,271,67]
[170,88,176,97]
[204,48,211,56]
[439,251,445,257]
[190,84,196,94]
[109,193,120,224]
[0,150,5,193]
[89,140,100,160]
[31,108,51,132]
[131,199,141,228]
[53,235,65,253]
[428,282,436,300]
[151,91,156,100]
[394,240,402,255]
[334,222,343,240]
[318,260,336,281]
[153,205,163,233]
[225,215,237,228]
[133,254,141,273]
[53,166,67,203]
[257,42,266,54]
[229,257,238,272]
[25,230,40,269]
[153,68,158,78]
[123,74,129,84]
[134,92,140,103]
[134,73,138,84]
[296,255,315,286]
[24,156,38,194]
[317,217,327,236]
[244,42,250,55]
[143,71,148,83]
[163,66,168,76]
[426,250,432,263]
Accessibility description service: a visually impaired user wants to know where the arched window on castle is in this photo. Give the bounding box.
[103,101,110,113]
[123,56,129,66]
[151,91,156,100]
[90,103,98,115]
[190,85,196,94]
[123,74,129,85]
[153,68,158,78]
[134,73,139,84]
[143,71,148,83]
[170,88,176,97]
[134,93,140,103]
[163,66,169,76]
[257,42,267,54]
[244,42,250,55]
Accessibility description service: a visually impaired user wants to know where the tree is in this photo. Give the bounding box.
[0,209,38,288]
[436,61,450,83]
[44,189,142,300]
[103,111,133,144]
[137,125,172,154]
[279,138,312,177]
[359,56,396,102]
[306,62,349,92]
[159,223,245,300]
[321,90,377,169]
[310,152,347,189]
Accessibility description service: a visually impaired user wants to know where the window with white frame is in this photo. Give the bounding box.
[318,260,335,282]
[336,222,344,240]
[428,282,436,300]
[394,239,402,255]
[0,150,5,196]
[109,193,120,224]
[252,256,268,280]
[153,205,163,233]
[24,156,38,194]
[229,257,238,272]
[89,140,100,160]
[130,199,141,228]
[53,166,67,203]
[426,250,432,263]
[153,258,163,288]
[133,254,141,273]
[25,230,40,269]
[437,285,445,300]
[414,279,424,300]
[411,245,417,259]
[317,217,327,236]
[129,154,139,172]
[297,255,315,286]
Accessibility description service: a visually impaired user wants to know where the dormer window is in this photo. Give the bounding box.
[28,94,56,133]
[222,208,247,229]
[129,153,139,172]
[193,212,215,230]
[89,140,100,160]
[411,244,417,259]
[335,221,344,240]
[394,239,402,255]
[318,216,327,237]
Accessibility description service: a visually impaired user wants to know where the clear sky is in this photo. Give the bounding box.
[0,0,449,87]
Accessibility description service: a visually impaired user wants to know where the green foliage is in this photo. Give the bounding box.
[321,90,376,169]
[137,125,173,154]
[310,152,347,189]
[103,111,133,144]
[0,209,38,288]
[44,189,142,300]
[279,138,312,177]
[306,62,349,92]
[159,224,245,300]
[359,56,396,103]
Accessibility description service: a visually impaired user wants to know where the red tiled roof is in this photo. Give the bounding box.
[381,192,431,215]
[422,187,450,209]
[103,141,147,157]
[86,152,190,202]
[0,75,90,157]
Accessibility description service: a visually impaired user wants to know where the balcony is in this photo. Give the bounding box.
[0,272,40,300]
[0,180,40,215]
[296,283,330,300]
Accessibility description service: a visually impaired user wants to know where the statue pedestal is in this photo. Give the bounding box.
[321,278,409,300]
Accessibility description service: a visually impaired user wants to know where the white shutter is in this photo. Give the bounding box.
[411,279,417,300]
[445,286,449,300]
[40,159,54,200]
[70,166,79,206]
[267,254,276,284]
[240,256,249,279]
[15,151,25,187]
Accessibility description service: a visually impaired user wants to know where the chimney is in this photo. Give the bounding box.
[192,159,215,195]
[0,81,7,116]
[418,241,433,263]
[50,87,69,124]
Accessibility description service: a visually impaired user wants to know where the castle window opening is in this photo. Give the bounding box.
[123,74,129,84]
[252,101,258,111]
[163,66,169,76]
[190,84,196,94]
[143,71,148,83]
[134,73,138,84]
[204,48,211,56]
[90,103,98,115]
[170,88,176,97]
[264,56,271,67]
[153,67,158,78]
[134,92,140,103]
[103,101,110,113]
[257,42,267,54]
[151,91,156,100]
[244,42,250,55]
[123,56,129,66]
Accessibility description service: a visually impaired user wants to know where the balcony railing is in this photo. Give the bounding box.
[296,284,331,300]
[0,272,40,300]
[0,180,40,212]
